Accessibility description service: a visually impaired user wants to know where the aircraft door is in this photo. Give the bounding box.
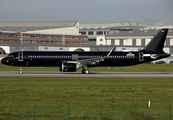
[18,52,23,61]
[139,52,144,61]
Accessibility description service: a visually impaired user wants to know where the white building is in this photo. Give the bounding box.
[95,29,173,54]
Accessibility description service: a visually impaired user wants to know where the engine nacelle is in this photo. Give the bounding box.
[59,63,77,72]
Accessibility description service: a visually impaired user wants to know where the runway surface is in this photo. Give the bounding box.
[0,71,173,77]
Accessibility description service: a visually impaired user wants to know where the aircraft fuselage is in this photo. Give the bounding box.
[1,51,170,67]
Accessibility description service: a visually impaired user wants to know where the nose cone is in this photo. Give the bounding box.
[1,58,7,65]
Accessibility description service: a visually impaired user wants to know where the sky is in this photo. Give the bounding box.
[0,0,173,26]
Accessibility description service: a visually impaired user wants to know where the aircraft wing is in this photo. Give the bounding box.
[78,47,115,66]
[78,58,104,65]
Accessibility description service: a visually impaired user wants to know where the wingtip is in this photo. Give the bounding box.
[107,47,115,57]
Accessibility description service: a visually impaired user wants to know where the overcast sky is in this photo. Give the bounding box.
[0,0,172,25]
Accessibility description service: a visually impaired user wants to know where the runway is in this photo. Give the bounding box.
[0,71,173,77]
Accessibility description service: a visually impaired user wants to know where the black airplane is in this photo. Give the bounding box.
[1,29,171,74]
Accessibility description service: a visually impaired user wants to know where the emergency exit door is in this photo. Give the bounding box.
[139,52,144,61]
[18,52,23,61]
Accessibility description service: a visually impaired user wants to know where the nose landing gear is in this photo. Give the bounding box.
[19,66,23,74]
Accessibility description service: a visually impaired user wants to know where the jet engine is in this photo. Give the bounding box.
[59,63,78,72]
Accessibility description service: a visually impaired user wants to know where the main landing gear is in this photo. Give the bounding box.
[82,69,90,74]
[19,66,23,74]
[82,65,90,74]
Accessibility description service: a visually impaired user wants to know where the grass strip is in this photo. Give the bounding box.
[0,77,173,119]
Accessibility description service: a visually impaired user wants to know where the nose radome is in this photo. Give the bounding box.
[1,58,4,64]
[1,58,6,64]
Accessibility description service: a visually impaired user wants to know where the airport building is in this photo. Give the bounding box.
[79,22,149,45]
[0,21,88,53]
[79,23,173,54]
[0,21,173,55]
[96,29,173,53]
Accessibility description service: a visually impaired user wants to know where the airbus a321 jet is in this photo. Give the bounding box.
[1,29,171,74]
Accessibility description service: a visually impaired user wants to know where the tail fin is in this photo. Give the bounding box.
[142,29,168,53]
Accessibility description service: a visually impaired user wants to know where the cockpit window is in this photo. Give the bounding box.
[7,54,14,58]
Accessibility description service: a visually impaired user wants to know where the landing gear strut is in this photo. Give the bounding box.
[19,66,23,74]
[82,65,90,74]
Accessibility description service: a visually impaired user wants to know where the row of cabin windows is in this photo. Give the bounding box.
[28,55,135,58]
[28,56,103,58]
[110,55,134,58]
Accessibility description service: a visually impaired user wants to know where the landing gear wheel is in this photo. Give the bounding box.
[82,65,90,74]
[85,70,90,74]
[82,69,90,74]
[19,66,23,74]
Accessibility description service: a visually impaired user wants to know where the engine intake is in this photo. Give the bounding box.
[59,63,77,72]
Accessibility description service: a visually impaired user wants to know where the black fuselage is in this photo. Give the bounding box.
[1,50,170,67]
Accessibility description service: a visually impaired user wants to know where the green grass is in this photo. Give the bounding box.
[0,54,7,57]
[0,77,173,119]
[1,63,173,72]
[1,63,173,119]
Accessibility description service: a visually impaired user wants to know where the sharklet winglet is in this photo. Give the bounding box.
[107,47,115,57]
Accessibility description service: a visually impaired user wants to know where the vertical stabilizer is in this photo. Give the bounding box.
[143,29,168,53]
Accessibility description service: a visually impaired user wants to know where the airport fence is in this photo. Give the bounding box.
[0,103,172,120]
